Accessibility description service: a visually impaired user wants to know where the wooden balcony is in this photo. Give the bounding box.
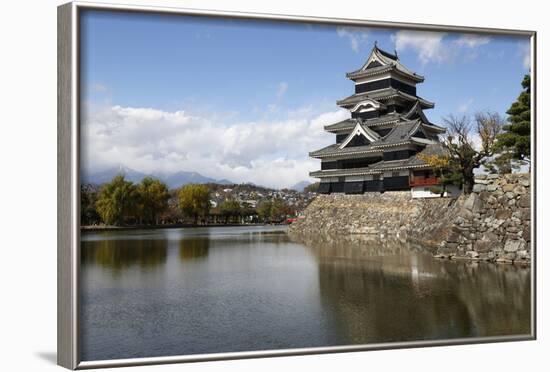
[409,176,439,187]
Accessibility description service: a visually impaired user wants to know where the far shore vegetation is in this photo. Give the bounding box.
[82,177,313,228]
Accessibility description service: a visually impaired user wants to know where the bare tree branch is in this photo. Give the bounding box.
[475,111,505,156]
[440,112,503,194]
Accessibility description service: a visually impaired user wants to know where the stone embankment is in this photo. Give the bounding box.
[436,173,531,264]
[289,173,531,264]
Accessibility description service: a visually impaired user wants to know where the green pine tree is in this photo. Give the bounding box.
[493,74,531,162]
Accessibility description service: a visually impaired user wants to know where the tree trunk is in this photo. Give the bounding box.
[463,172,475,194]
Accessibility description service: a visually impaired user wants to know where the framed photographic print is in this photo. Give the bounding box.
[57,1,536,369]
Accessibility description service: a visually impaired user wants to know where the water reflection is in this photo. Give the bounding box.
[81,237,167,270]
[80,227,531,361]
[179,238,210,261]
[291,233,531,342]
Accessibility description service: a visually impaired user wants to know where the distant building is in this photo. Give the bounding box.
[241,199,258,208]
[310,44,447,194]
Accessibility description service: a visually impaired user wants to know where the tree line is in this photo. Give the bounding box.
[420,74,531,194]
[81,176,297,227]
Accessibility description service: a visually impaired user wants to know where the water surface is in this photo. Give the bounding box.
[81,226,531,361]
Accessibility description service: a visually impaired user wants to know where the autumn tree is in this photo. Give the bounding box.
[441,112,504,193]
[256,200,273,222]
[136,177,170,224]
[96,175,138,225]
[417,151,454,195]
[270,198,290,222]
[177,184,211,225]
[219,199,241,224]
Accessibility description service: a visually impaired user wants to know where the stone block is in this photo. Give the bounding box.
[474,232,501,253]
[504,174,516,182]
[504,252,517,260]
[513,185,527,195]
[518,194,530,208]
[502,184,515,192]
[472,196,484,213]
[473,184,487,192]
[457,209,473,219]
[477,191,490,200]
[522,226,531,241]
[504,239,525,252]
[475,179,490,185]
[439,247,458,254]
[495,209,512,220]
[463,194,475,211]
[487,196,498,206]
[521,208,531,221]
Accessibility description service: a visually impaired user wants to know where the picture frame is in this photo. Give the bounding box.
[58,1,537,369]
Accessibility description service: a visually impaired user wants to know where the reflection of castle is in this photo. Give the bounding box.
[310,44,446,194]
[292,233,531,342]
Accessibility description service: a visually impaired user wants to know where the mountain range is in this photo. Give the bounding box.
[289,180,313,192]
[82,165,314,191]
[81,166,232,189]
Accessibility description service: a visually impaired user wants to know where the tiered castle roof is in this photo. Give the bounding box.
[310,43,446,180]
[345,45,425,82]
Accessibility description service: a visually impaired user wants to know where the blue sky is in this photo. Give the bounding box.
[80,10,530,189]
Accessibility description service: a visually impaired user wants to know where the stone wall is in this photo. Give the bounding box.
[436,173,531,264]
[289,191,458,249]
[290,173,531,264]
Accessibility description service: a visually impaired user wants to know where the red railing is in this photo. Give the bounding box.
[409,177,439,187]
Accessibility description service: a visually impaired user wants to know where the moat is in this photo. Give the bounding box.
[80,225,531,361]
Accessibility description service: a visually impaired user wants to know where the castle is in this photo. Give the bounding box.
[310,43,446,194]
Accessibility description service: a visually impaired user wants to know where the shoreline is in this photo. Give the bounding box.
[80,223,289,232]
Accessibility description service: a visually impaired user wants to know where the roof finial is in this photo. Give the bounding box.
[374,40,378,48]
[394,48,398,58]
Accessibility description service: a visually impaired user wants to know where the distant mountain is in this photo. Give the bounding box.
[82,166,233,189]
[82,166,148,185]
[159,171,232,189]
[290,180,313,192]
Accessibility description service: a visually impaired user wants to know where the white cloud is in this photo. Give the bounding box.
[453,34,491,48]
[81,104,349,189]
[392,31,492,65]
[336,26,369,53]
[392,30,447,65]
[276,82,288,98]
